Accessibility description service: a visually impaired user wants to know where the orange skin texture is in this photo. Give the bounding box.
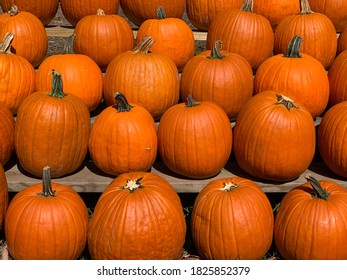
[5,182,89,260]
[233,91,316,182]
[0,104,15,165]
[274,179,347,259]
[36,54,104,112]
[157,99,233,179]
[191,176,274,260]
[337,27,347,55]
[88,172,187,260]
[328,51,347,106]
[0,164,8,233]
[89,102,158,176]
[73,13,134,72]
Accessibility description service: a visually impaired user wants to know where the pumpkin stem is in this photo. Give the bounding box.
[120,178,144,193]
[48,70,67,98]
[0,32,14,54]
[186,95,200,108]
[96,8,106,16]
[8,5,19,16]
[305,174,330,200]
[38,166,56,197]
[114,92,134,112]
[207,40,225,60]
[63,34,76,54]
[284,35,303,58]
[156,6,166,19]
[300,0,313,15]
[220,182,238,192]
[133,35,155,54]
[274,94,299,110]
[240,0,254,12]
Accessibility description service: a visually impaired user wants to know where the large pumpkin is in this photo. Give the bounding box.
[233,90,316,182]
[157,95,233,179]
[89,93,157,176]
[5,166,89,260]
[14,70,91,178]
[254,36,330,119]
[0,103,15,165]
[274,175,347,259]
[191,177,274,260]
[0,164,8,233]
[88,171,187,260]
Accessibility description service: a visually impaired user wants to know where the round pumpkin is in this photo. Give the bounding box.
[0,5,48,68]
[274,175,347,259]
[103,36,179,121]
[337,26,347,55]
[233,90,316,182]
[157,95,233,179]
[0,164,8,233]
[73,8,134,72]
[5,166,89,260]
[0,32,36,114]
[191,176,274,260]
[14,70,91,178]
[89,93,157,176]
[206,0,274,71]
[180,40,254,121]
[0,103,15,165]
[135,6,195,72]
[254,35,330,119]
[88,171,187,260]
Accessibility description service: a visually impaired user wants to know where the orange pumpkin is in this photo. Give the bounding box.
[337,26,347,56]
[88,171,187,260]
[0,164,8,233]
[0,103,15,165]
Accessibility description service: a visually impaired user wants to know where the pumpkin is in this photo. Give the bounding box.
[185,0,243,31]
[337,26,347,56]
[103,36,179,121]
[36,35,103,112]
[0,0,59,26]
[119,0,185,27]
[73,8,134,72]
[157,95,232,179]
[254,36,330,119]
[0,32,36,114]
[317,101,347,178]
[60,0,120,27]
[180,40,254,121]
[0,164,8,233]
[273,0,337,69]
[191,176,274,260]
[0,103,15,165]
[89,92,157,176]
[88,171,187,260]
[14,70,91,178]
[5,166,89,260]
[233,90,316,182]
[135,6,195,72]
[206,0,274,71]
[0,5,48,68]
[274,175,347,259]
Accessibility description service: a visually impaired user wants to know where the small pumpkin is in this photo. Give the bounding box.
[274,175,347,259]
[88,171,187,260]
[5,166,89,260]
[0,164,8,233]
[0,103,15,165]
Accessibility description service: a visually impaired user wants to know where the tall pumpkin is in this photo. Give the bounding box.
[88,171,187,260]
[5,166,89,260]
[0,164,8,233]
[0,103,15,165]
[103,36,179,121]
[14,71,91,178]
[157,95,233,179]
[254,36,330,119]
[206,0,274,71]
[233,90,316,182]
[191,177,274,260]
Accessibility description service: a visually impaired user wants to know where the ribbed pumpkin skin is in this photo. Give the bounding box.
[35,54,103,112]
[60,0,120,26]
[191,177,274,260]
[233,91,316,182]
[327,51,347,106]
[185,0,243,31]
[88,172,187,260]
[0,164,8,233]
[119,0,185,27]
[157,98,232,179]
[318,102,347,178]
[89,99,158,176]
[73,11,134,72]
[0,7,48,68]
[337,27,347,55]
[0,0,59,26]
[0,104,15,165]
[5,182,89,260]
[274,179,347,259]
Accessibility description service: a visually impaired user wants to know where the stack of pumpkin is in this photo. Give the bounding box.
[1,0,347,260]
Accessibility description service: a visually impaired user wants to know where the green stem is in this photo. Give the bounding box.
[305,174,330,200]
[156,6,166,19]
[185,95,200,108]
[114,92,134,112]
[207,40,225,60]
[38,166,56,197]
[284,36,303,58]
[48,70,67,98]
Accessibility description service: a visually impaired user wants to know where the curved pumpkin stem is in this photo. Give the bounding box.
[8,5,19,16]
[48,70,67,98]
[207,40,225,60]
[114,92,134,112]
[274,94,299,111]
[220,182,238,192]
[96,8,106,16]
[0,32,14,54]
[285,36,303,58]
[305,174,330,200]
[240,0,254,12]
[300,0,313,15]
[186,95,200,108]
[38,166,56,197]
[133,35,155,54]
[120,178,144,193]
[156,6,166,19]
